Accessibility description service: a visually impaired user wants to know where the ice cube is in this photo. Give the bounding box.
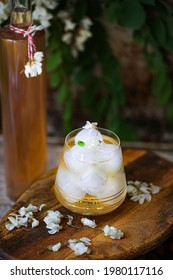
[80,167,107,196]
[96,175,125,198]
[75,127,103,149]
[97,144,123,175]
[96,174,127,205]
[64,145,94,173]
[55,167,85,202]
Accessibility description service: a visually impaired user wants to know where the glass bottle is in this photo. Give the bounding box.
[0,0,47,200]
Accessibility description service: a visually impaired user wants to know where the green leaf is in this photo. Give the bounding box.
[63,101,73,133]
[47,51,62,72]
[81,79,100,106]
[74,68,90,85]
[48,35,59,52]
[63,100,73,120]
[152,70,166,96]
[166,102,173,122]
[92,96,109,120]
[50,71,61,88]
[165,37,173,52]
[152,70,172,106]
[56,83,68,104]
[158,79,172,106]
[133,30,145,45]
[119,0,146,29]
[106,2,122,22]
[145,51,164,74]
[150,18,166,46]
[139,0,155,5]
[165,15,173,38]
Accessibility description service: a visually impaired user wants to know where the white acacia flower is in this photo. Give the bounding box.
[130,193,152,204]
[150,183,161,194]
[47,224,63,235]
[25,204,38,213]
[57,10,69,20]
[103,225,124,240]
[76,29,92,46]
[64,19,76,31]
[18,217,29,227]
[82,121,98,129]
[7,216,19,228]
[43,210,64,234]
[24,62,42,78]
[0,2,10,25]
[5,223,15,231]
[32,6,53,28]
[62,33,72,44]
[50,242,62,252]
[33,0,59,10]
[34,51,44,62]
[127,180,161,204]
[45,210,63,221]
[127,185,138,196]
[79,237,92,245]
[24,51,44,78]
[18,207,26,217]
[5,203,45,231]
[81,17,93,29]
[32,218,39,228]
[68,240,89,256]
[81,218,97,228]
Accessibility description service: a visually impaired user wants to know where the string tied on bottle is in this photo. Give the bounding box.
[10,23,44,78]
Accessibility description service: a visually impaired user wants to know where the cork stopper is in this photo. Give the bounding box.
[10,0,32,26]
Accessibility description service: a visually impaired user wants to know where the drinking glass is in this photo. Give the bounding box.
[54,124,127,215]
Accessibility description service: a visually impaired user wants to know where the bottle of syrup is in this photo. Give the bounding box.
[0,0,47,200]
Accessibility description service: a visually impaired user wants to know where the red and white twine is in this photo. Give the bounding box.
[10,23,37,62]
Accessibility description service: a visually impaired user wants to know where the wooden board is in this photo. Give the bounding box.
[0,149,173,260]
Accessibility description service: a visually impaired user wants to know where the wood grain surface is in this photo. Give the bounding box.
[0,149,173,260]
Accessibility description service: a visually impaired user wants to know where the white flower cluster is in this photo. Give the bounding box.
[0,1,10,25]
[57,11,93,57]
[32,0,59,28]
[24,51,44,78]
[127,180,161,204]
[81,217,124,240]
[68,237,91,255]
[81,217,97,228]
[102,225,124,240]
[43,210,64,234]
[5,203,46,231]
[5,206,124,256]
[48,237,92,256]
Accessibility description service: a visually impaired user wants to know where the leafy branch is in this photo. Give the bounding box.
[45,0,173,137]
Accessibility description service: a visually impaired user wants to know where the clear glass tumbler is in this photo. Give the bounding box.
[54,123,127,215]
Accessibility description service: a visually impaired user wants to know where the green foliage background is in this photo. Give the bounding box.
[46,0,173,139]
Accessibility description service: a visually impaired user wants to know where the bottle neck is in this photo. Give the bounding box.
[10,0,32,26]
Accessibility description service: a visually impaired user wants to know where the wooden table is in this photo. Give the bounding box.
[0,145,173,260]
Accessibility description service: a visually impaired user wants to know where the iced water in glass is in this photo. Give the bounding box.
[54,121,127,215]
